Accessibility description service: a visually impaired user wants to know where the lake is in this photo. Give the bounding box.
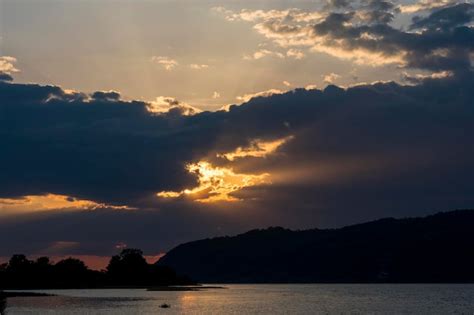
[5,284,474,314]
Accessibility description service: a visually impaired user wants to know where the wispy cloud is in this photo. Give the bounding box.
[213,7,324,23]
[323,73,340,84]
[190,64,209,70]
[244,49,285,60]
[401,70,453,84]
[399,0,460,13]
[286,49,305,60]
[151,56,179,71]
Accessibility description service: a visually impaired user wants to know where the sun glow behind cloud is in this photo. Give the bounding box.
[147,96,202,116]
[157,162,270,203]
[158,136,293,202]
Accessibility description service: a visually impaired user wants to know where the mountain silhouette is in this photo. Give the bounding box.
[157,210,474,283]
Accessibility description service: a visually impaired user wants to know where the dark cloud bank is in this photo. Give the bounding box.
[0,2,474,257]
[316,2,474,72]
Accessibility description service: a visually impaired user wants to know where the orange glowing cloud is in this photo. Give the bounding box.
[0,194,132,215]
[218,136,293,161]
[158,161,270,202]
[157,136,292,202]
[147,96,202,116]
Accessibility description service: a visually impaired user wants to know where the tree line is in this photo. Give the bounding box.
[0,249,194,289]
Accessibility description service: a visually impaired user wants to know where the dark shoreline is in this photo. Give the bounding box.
[0,285,227,296]
[1,291,54,298]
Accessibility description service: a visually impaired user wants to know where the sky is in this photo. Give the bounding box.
[1,0,474,269]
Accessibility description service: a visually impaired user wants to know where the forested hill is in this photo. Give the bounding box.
[157,210,474,283]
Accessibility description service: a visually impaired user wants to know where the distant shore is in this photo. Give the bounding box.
[1,285,226,295]
[0,290,55,299]
[1,291,54,298]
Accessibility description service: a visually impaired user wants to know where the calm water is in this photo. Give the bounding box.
[5,284,474,314]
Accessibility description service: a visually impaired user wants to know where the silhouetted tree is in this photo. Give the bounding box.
[7,255,30,270]
[6,255,33,288]
[31,257,53,285]
[0,249,193,289]
[107,249,149,286]
[0,291,6,315]
[54,258,91,288]
[35,257,50,267]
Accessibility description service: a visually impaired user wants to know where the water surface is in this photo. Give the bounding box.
[6,284,474,314]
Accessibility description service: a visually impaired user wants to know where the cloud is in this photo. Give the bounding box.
[325,0,351,9]
[213,7,324,23]
[115,242,128,250]
[410,3,474,30]
[190,64,209,70]
[323,73,341,84]
[151,56,179,70]
[0,72,13,82]
[0,56,19,74]
[244,49,285,60]
[147,96,202,116]
[360,0,400,24]
[157,161,271,203]
[0,194,131,215]
[151,59,210,71]
[91,90,121,102]
[217,136,293,162]
[286,49,305,59]
[216,3,474,72]
[0,81,210,208]
[245,48,305,61]
[283,81,292,87]
[401,70,453,84]
[220,88,286,111]
[235,88,284,103]
[1,66,474,258]
[212,91,221,99]
[399,0,461,13]
[42,241,81,255]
